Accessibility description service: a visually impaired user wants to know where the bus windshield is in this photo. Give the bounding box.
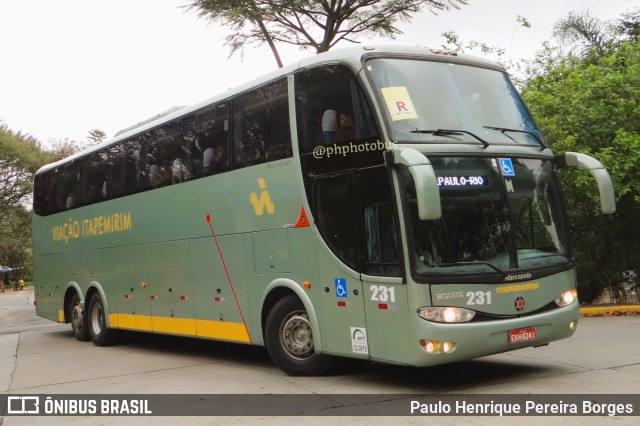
[403,156,570,281]
[366,57,543,146]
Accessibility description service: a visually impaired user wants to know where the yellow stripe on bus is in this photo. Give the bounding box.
[109,313,251,343]
[58,310,65,323]
[195,319,250,342]
[109,313,152,331]
[152,316,196,335]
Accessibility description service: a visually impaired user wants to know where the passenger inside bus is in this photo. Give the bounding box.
[203,144,229,174]
[333,108,356,143]
[172,158,192,183]
[321,109,338,144]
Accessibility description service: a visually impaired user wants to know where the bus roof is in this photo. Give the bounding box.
[36,45,503,175]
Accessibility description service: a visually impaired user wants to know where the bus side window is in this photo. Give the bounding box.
[295,64,379,154]
[80,151,109,205]
[313,174,357,269]
[232,78,291,168]
[59,163,80,209]
[148,122,181,187]
[34,173,57,215]
[110,139,140,197]
[181,114,199,179]
[197,104,230,176]
[357,168,401,277]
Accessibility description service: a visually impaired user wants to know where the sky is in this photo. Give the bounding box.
[0,0,637,145]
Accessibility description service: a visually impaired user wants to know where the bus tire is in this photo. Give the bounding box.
[265,294,332,376]
[88,292,115,346]
[69,292,89,341]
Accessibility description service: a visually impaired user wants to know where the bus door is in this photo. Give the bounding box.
[318,269,367,358]
[356,168,408,363]
[313,174,368,357]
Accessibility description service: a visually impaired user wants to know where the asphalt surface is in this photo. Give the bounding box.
[1,288,639,425]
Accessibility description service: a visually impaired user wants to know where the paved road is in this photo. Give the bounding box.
[1,288,639,425]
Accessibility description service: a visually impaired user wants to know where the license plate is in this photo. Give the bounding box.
[509,327,537,344]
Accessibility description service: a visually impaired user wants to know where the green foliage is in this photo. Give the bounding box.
[0,124,51,214]
[0,124,50,282]
[521,38,640,301]
[0,206,33,281]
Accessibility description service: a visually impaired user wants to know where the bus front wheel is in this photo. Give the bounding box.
[69,292,89,341]
[265,294,332,376]
[88,293,114,346]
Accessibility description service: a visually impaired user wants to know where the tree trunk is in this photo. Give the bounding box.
[255,16,283,68]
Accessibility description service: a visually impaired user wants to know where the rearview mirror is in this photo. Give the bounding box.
[392,148,442,220]
[558,152,616,214]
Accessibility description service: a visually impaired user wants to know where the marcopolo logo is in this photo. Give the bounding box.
[504,273,532,282]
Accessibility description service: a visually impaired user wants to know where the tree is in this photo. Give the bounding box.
[0,124,50,283]
[552,10,616,58]
[553,8,640,59]
[0,206,33,282]
[184,0,468,67]
[0,124,49,217]
[617,8,640,41]
[46,137,89,162]
[87,129,107,145]
[521,32,640,302]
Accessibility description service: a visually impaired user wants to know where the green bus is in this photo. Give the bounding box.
[32,45,616,376]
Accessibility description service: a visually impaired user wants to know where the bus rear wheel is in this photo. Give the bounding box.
[265,294,332,376]
[69,292,89,341]
[88,293,115,346]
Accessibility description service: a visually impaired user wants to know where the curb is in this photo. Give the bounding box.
[580,305,640,315]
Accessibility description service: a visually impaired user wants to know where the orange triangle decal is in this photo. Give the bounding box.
[294,205,311,228]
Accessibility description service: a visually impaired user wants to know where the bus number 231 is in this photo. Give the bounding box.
[467,291,492,305]
[370,285,396,303]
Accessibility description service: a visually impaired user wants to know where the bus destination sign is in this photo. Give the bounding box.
[437,175,488,187]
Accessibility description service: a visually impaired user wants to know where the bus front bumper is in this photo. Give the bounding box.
[406,303,580,367]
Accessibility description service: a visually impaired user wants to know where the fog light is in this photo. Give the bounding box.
[554,288,578,307]
[426,341,435,353]
[420,340,441,353]
[442,341,456,353]
[569,320,577,330]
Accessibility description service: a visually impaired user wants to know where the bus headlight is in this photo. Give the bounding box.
[417,306,475,323]
[554,288,578,307]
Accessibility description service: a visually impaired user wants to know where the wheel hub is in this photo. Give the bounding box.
[72,305,83,329]
[281,312,313,359]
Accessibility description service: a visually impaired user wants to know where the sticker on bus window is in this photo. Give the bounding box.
[350,327,369,354]
[498,158,516,177]
[381,87,418,121]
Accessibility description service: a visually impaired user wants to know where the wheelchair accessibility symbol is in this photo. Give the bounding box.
[335,278,348,298]
[498,158,516,177]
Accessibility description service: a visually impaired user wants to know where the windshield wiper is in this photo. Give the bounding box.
[410,129,489,148]
[483,126,546,150]
[519,252,571,262]
[433,261,507,276]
